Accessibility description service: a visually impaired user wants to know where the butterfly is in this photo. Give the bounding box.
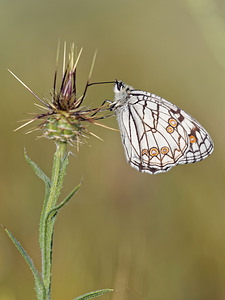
[110,80,214,174]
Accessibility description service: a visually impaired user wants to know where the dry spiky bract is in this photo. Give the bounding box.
[10,43,112,148]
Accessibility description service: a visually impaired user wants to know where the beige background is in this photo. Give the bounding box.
[0,1,225,299]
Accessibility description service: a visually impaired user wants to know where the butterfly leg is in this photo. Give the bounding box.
[91,99,113,116]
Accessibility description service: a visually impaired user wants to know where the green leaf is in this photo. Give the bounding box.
[74,289,114,300]
[46,183,81,221]
[24,150,52,252]
[24,149,51,188]
[3,226,44,298]
[42,183,81,266]
[42,183,81,275]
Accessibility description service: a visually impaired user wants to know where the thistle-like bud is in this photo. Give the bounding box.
[10,43,114,148]
[43,115,84,143]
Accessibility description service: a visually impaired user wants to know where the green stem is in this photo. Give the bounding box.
[40,141,68,299]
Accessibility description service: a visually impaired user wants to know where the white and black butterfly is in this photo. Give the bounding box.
[110,80,214,174]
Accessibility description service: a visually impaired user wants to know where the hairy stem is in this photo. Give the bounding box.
[40,141,68,299]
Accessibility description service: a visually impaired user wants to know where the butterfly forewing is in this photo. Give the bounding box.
[112,81,214,174]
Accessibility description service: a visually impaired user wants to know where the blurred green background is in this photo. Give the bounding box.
[1,0,225,299]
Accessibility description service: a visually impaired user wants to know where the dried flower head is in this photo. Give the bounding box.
[9,43,115,149]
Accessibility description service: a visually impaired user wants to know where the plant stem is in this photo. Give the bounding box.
[39,141,68,299]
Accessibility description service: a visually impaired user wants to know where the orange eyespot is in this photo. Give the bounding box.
[166,126,174,134]
[150,147,158,156]
[161,147,169,154]
[142,149,148,156]
[189,135,196,143]
[169,118,177,127]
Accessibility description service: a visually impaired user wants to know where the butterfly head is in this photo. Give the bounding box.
[112,80,134,108]
[114,80,126,93]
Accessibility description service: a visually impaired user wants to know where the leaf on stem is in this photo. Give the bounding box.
[46,183,81,221]
[24,150,52,253]
[3,226,44,296]
[24,149,51,188]
[73,289,114,300]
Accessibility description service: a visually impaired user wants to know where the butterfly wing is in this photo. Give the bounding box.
[114,88,214,174]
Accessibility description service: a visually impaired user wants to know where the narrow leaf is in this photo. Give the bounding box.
[46,183,81,221]
[24,149,51,251]
[24,149,51,188]
[3,226,44,293]
[74,289,114,300]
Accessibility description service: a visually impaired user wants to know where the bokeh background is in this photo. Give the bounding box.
[1,0,225,299]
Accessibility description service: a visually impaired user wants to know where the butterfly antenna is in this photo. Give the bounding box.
[87,80,115,87]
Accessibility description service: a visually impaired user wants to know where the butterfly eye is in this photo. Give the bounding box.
[114,80,126,94]
[116,81,125,91]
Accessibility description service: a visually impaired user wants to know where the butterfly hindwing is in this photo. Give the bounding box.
[112,81,214,174]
